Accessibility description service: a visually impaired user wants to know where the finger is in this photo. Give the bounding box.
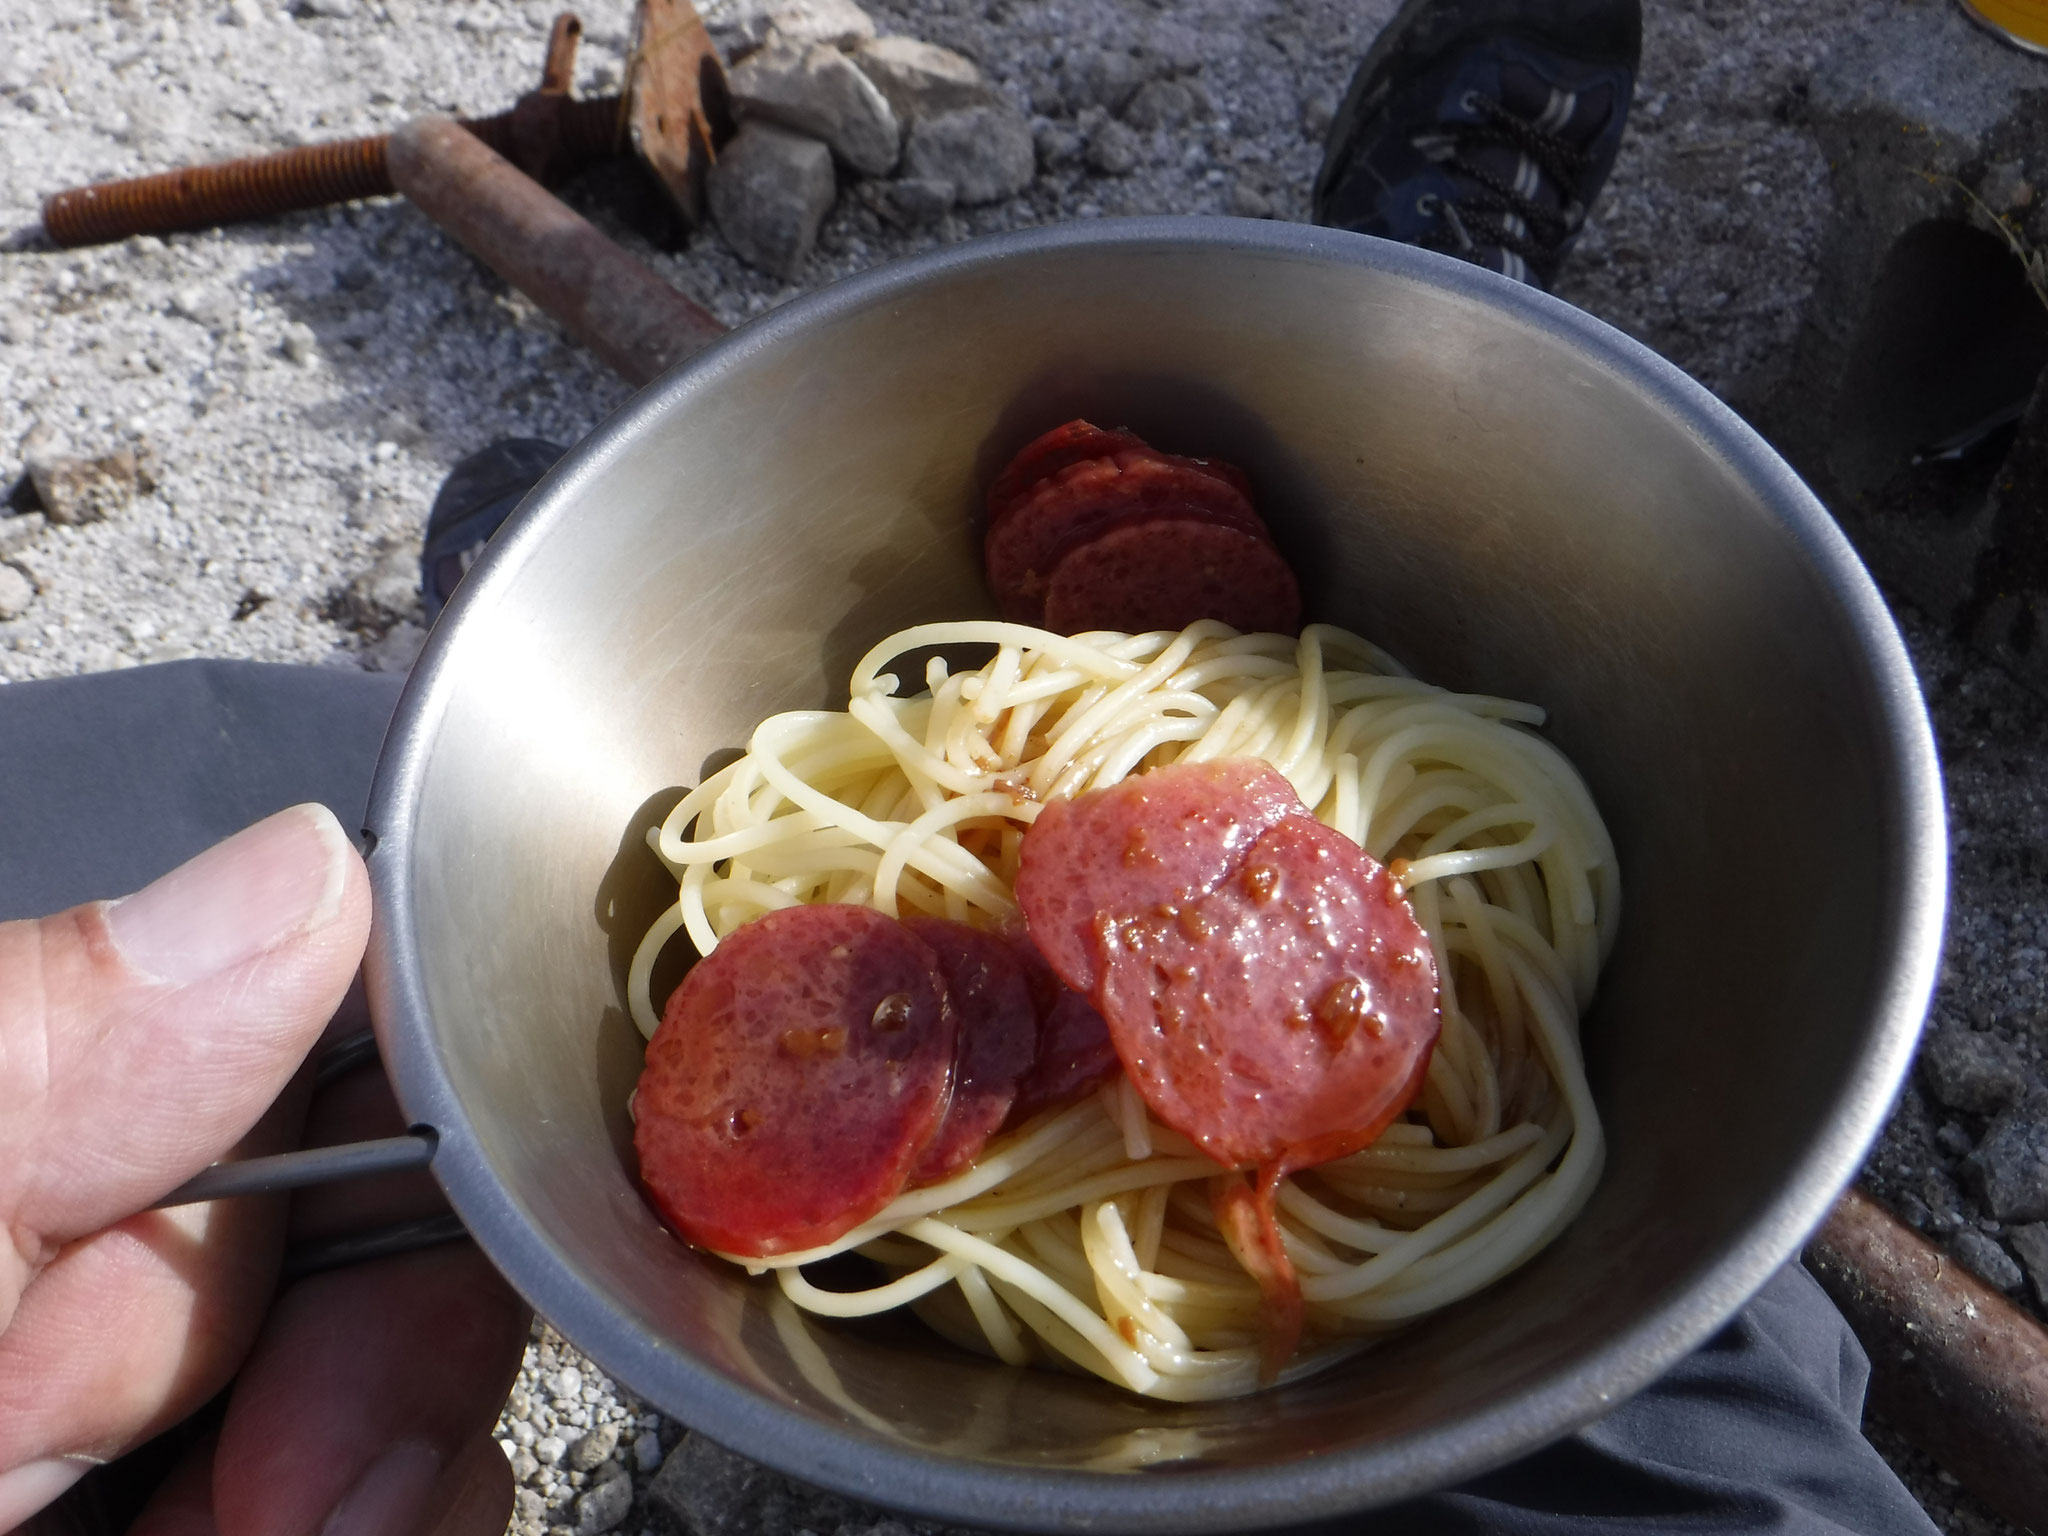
[0,1074,305,1478]
[129,1432,221,1536]
[213,1244,529,1536]
[1,804,370,1310]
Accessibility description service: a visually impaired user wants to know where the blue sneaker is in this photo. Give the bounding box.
[1312,0,1641,290]
[420,437,565,622]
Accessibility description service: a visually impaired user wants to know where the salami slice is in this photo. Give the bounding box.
[901,914,1039,1185]
[633,904,956,1257]
[1042,517,1303,637]
[1014,759,1307,997]
[985,454,1270,625]
[985,420,1151,528]
[1002,932,1121,1124]
[1092,808,1440,1174]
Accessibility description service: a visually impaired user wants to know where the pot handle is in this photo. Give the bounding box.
[150,1129,437,1209]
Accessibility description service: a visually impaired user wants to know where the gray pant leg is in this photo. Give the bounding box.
[0,664,1937,1536]
[0,659,403,920]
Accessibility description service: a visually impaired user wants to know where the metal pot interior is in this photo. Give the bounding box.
[365,221,1942,1532]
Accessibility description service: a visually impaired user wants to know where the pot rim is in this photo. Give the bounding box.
[364,216,1947,1533]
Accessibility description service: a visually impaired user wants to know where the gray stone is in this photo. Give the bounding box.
[901,106,1035,206]
[534,1434,568,1467]
[633,1429,665,1474]
[731,40,898,177]
[1950,1227,2024,1292]
[709,122,837,280]
[334,543,420,633]
[0,563,34,620]
[705,0,875,62]
[850,36,996,124]
[511,1448,541,1483]
[1084,116,1140,177]
[1122,78,1194,131]
[1226,182,1274,219]
[1961,1089,2048,1222]
[1933,1120,1976,1159]
[1918,1168,1968,1235]
[0,512,45,560]
[864,176,953,227]
[566,1423,618,1472]
[1058,47,1153,114]
[643,1434,864,1536]
[574,1473,633,1536]
[2010,1222,2048,1309]
[515,1487,547,1523]
[1032,119,1082,169]
[1921,1028,2029,1115]
[27,449,140,526]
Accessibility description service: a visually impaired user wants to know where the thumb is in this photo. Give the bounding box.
[0,804,370,1322]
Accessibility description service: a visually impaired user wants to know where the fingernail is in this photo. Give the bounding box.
[106,804,356,987]
[319,1441,442,1536]
[0,1457,93,1529]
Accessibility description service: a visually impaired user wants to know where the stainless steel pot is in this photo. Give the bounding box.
[359,219,1946,1532]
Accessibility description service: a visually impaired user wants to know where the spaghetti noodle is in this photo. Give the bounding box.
[630,620,1618,1401]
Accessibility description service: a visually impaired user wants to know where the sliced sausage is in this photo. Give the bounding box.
[1092,808,1440,1175]
[1015,759,1307,997]
[1002,929,1122,1124]
[634,904,956,1257]
[1041,516,1302,637]
[985,454,1270,625]
[985,420,1151,528]
[902,914,1040,1184]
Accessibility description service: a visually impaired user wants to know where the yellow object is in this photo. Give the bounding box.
[1959,0,2048,53]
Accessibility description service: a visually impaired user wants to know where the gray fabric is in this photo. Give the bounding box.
[0,660,1941,1536]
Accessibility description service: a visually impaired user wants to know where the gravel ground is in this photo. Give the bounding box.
[3,1,2045,1534]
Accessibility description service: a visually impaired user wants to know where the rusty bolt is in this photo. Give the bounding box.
[41,2,726,248]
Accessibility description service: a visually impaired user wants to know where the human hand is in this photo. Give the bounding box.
[0,805,530,1535]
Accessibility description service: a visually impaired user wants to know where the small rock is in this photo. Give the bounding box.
[1921,1028,2028,1115]
[566,1424,618,1472]
[709,121,837,279]
[1083,117,1140,177]
[0,512,46,559]
[864,175,953,227]
[902,105,1035,205]
[511,1448,542,1483]
[850,36,996,123]
[1032,119,1082,168]
[293,0,356,17]
[1979,159,2034,212]
[1058,48,1152,114]
[1896,1190,1932,1230]
[1949,1228,2023,1292]
[1226,182,1274,219]
[2010,1222,2048,1308]
[1299,88,1337,139]
[574,1474,633,1536]
[534,1435,568,1467]
[28,449,140,526]
[557,1366,583,1397]
[731,40,897,176]
[508,1388,533,1420]
[516,1487,547,1522]
[632,1429,664,1474]
[1961,1089,2048,1222]
[335,544,420,632]
[280,321,317,365]
[0,563,35,621]
[1934,1120,1976,1159]
[510,1419,538,1448]
[1918,1169,1967,1234]
[1122,78,1193,131]
[706,0,874,62]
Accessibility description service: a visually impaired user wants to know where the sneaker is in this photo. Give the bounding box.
[420,437,565,622]
[1312,0,1642,291]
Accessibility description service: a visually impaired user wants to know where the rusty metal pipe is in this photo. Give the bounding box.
[1805,1186,2048,1532]
[386,115,723,387]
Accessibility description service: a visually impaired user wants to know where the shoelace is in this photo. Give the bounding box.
[1414,91,1592,263]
